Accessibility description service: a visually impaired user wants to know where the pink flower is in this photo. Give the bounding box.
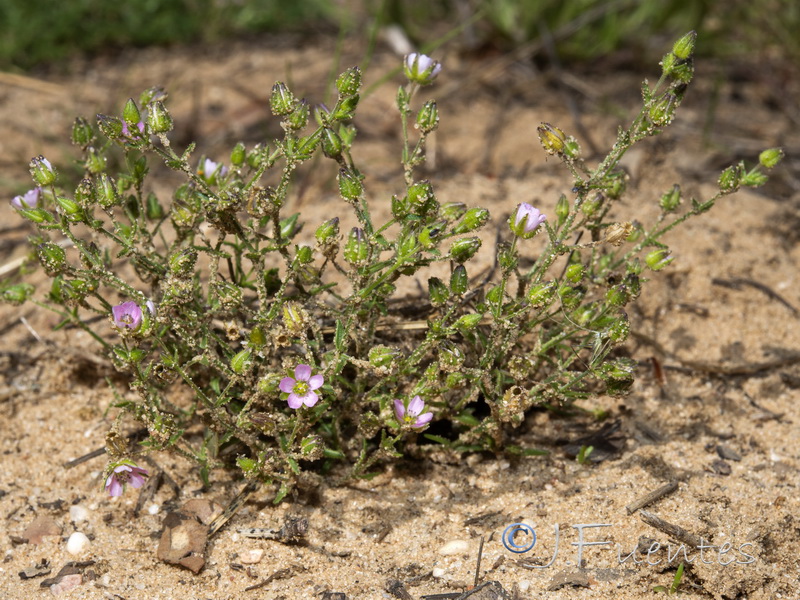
[394,395,433,429]
[105,462,148,497]
[199,158,228,183]
[112,301,143,330]
[280,364,324,409]
[404,53,442,85]
[121,120,145,139]
[11,187,42,210]
[510,203,546,238]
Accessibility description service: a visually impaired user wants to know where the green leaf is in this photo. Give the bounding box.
[334,320,346,352]
[273,482,290,504]
[423,434,452,447]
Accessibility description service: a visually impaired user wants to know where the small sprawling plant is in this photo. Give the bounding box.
[2,34,782,500]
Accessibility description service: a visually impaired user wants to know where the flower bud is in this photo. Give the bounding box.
[555,194,570,224]
[71,117,94,147]
[440,201,466,221]
[1,283,34,305]
[416,100,439,133]
[718,164,743,193]
[742,171,768,187]
[231,349,252,374]
[406,180,434,211]
[332,95,359,121]
[527,281,556,307]
[565,264,583,283]
[213,280,243,310]
[296,244,313,264]
[659,184,682,212]
[97,114,123,139]
[96,174,121,209]
[438,342,464,371]
[608,313,630,343]
[672,30,697,60]
[368,345,401,369]
[123,98,141,127]
[452,207,490,235]
[486,284,504,306]
[321,128,343,159]
[509,203,546,238]
[338,169,363,201]
[282,302,307,334]
[648,93,678,127]
[428,277,449,306]
[16,206,54,224]
[450,265,468,295]
[144,192,163,220]
[537,123,566,155]
[391,194,409,219]
[403,53,442,85]
[230,142,246,166]
[29,156,57,186]
[279,212,300,239]
[449,236,481,263]
[270,82,296,116]
[418,221,445,248]
[645,249,673,271]
[286,99,309,130]
[85,147,106,174]
[336,66,362,97]
[54,195,82,219]
[147,101,173,133]
[397,231,418,257]
[139,86,168,106]
[455,313,483,333]
[344,227,369,265]
[759,147,784,169]
[249,326,267,348]
[315,217,340,243]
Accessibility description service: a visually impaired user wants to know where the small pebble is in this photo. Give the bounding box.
[432,567,446,578]
[69,505,89,523]
[240,549,264,564]
[50,573,82,595]
[148,504,160,515]
[518,580,531,592]
[66,532,90,556]
[439,540,469,556]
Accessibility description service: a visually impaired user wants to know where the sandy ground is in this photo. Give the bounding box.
[1,31,799,599]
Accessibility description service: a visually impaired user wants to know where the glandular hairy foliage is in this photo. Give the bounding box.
[3,34,781,500]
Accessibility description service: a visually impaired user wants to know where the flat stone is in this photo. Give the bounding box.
[439,539,469,555]
[157,509,209,574]
[22,516,61,545]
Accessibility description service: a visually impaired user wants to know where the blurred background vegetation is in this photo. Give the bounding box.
[1,0,797,71]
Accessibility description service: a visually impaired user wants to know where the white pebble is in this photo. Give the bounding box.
[240,549,264,564]
[148,504,160,515]
[432,567,446,578]
[66,532,90,556]
[518,580,531,592]
[69,505,89,523]
[439,540,469,556]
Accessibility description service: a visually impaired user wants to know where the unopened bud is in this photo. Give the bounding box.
[452,207,490,235]
[403,53,442,85]
[282,302,307,334]
[416,100,439,133]
[659,184,682,212]
[527,281,556,308]
[230,142,246,166]
[672,31,697,60]
[1,283,34,305]
[718,164,743,193]
[336,66,362,97]
[270,82,296,116]
[71,117,94,147]
[441,201,466,221]
[29,156,57,186]
[37,242,67,275]
[321,128,343,159]
[648,93,678,127]
[759,147,784,169]
[565,264,584,283]
[369,345,401,369]
[249,326,266,348]
[344,227,369,265]
[315,217,340,243]
[449,236,481,263]
[338,169,363,201]
[231,349,252,374]
[538,123,566,155]
[147,101,173,133]
[450,265,468,295]
[123,98,141,127]
[286,99,309,130]
[455,313,482,333]
[96,174,121,209]
[97,114,123,139]
[645,249,673,271]
[555,194,570,224]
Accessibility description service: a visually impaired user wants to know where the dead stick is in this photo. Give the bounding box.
[626,482,678,514]
[639,510,702,548]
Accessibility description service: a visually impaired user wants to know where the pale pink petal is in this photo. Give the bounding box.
[279,377,296,394]
[394,399,406,421]
[302,391,319,407]
[407,395,425,417]
[106,475,123,497]
[287,393,303,409]
[413,411,433,428]
[308,374,324,390]
[294,364,312,381]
